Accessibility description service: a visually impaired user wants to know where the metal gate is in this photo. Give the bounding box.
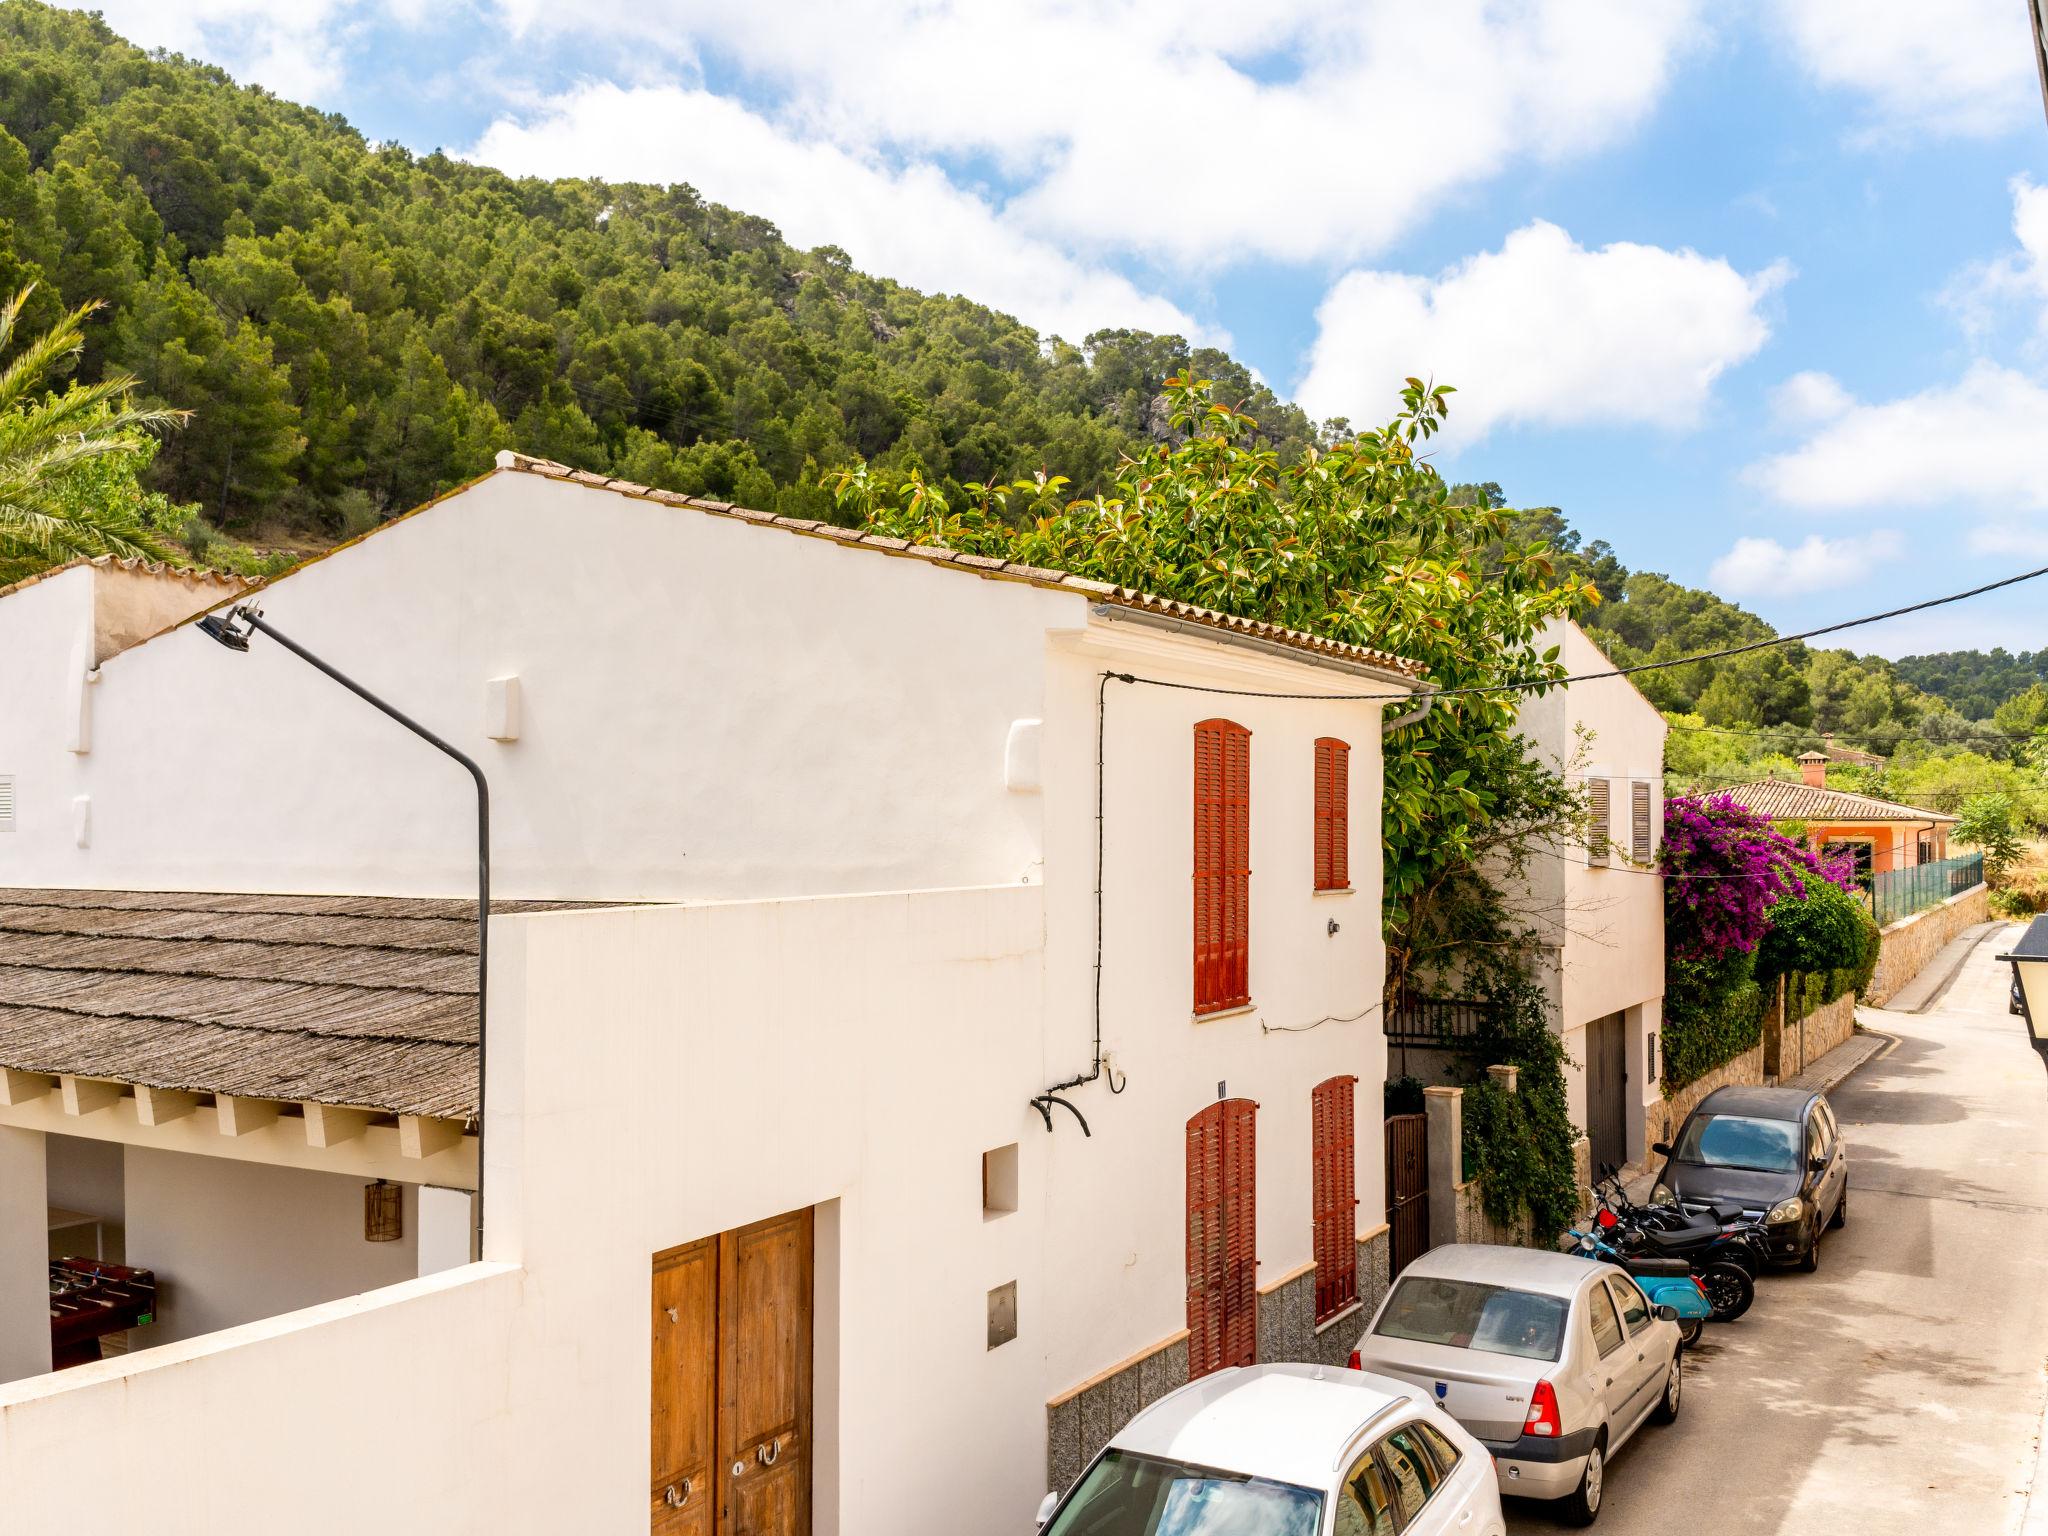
[1385,1112,1429,1278]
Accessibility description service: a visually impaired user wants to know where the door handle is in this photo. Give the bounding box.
[758,1438,781,1467]
[664,1481,690,1508]
[665,1306,678,1323]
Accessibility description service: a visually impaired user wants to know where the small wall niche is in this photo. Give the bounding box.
[987,1281,1018,1350]
[981,1143,1018,1219]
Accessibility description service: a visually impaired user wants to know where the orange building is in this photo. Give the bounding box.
[1726,753,1955,879]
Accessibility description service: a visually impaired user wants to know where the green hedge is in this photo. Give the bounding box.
[1663,952,1766,1091]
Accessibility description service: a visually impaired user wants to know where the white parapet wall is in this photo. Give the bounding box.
[0,1262,525,1528]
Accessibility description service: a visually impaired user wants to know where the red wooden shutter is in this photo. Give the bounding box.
[1187,1098,1259,1379]
[1314,738,1350,891]
[1185,1104,1224,1379]
[1194,720,1252,1014]
[1311,1076,1359,1321]
[1220,1097,1257,1370]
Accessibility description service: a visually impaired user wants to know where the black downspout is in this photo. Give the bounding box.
[240,612,492,1253]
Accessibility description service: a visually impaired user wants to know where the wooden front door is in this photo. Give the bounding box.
[1587,1013,1628,1177]
[653,1210,813,1536]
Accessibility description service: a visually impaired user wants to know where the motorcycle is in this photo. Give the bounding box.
[1564,1214,1715,1348]
[1589,1170,1759,1325]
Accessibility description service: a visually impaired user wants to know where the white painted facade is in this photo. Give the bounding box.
[1512,619,1668,1169]
[0,465,1415,1531]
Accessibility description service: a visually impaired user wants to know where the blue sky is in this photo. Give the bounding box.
[81,1,2048,657]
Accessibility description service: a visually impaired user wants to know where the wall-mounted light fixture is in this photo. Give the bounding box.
[364,1179,403,1242]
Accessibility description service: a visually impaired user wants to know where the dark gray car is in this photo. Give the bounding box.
[1649,1086,1847,1271]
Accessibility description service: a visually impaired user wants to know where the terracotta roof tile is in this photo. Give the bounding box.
[492,452,1426,681]
[1722,779,1957,825]
[0,553,248,605]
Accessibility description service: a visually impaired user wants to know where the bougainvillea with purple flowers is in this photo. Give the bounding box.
[1661,793,1855,960]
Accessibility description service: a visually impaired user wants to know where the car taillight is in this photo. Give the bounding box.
[1523,1379,1561,1438]
[1347,1350,1362,1370]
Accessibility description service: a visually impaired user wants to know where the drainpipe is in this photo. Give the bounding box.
[1382,693,1434,734]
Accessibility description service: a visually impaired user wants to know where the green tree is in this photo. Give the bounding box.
[0,284,181,578]
[1954,794,2025,880]
[832,373,1595,990]
[1992,683,2048,742]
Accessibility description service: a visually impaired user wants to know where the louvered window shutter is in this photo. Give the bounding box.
[1631,781,1653,865]
[1186,1105,1224,1378]
[1187,1098,1259,1379]
[1194,720,1252,1014]
[1587,778,1611,865]
[1314,738,1349,891]
[1311,1076,1358,1321]
[1220,1098,1258,1370]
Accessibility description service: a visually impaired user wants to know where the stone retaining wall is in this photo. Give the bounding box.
[1045,1226,1392,1493]
[1764,987,1856,1081]
[1794,991,1856,1069]
[1454,1177,1536,1248]
[1652,1040,1764,1147]
[1866,884,1990,1006]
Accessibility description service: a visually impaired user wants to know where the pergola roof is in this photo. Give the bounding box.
[0,888,601,1120]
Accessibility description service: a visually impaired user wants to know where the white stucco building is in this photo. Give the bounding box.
[1511,619,1669,1177]
[0,456,1427,1533]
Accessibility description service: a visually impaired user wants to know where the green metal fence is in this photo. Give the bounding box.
[1871,851,1985,927]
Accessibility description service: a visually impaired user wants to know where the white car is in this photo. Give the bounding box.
[1350,1244,1684,1526]
[1033,1360,1507,1535]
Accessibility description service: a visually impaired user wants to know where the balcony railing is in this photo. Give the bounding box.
[1871,851,1985,927]
[1386,996,1495,1047]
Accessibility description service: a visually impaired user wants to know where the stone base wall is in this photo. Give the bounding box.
[1045,1227,1393,1493]
[1653,1041,1764,1148]
[1794,992,1856,1071]
[1453,1178,1536,1248]
[1866,885,1990,1006]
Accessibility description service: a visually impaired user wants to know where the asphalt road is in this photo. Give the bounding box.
[1507,925,2048,1534]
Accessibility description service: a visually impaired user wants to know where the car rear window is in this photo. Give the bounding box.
[1373,1276,1568,1361]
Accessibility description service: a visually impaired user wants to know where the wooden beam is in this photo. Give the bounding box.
[60,1076,121,1116]
[215,1095,280,1137]
[302,1102,371,1148]
[0,1070,52,1107]
[134,1086,199,1126]
[398,1114,464,1160]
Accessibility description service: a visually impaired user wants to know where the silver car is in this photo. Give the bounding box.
[1350,1244,1683,1526]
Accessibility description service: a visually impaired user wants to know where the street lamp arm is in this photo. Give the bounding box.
[204,603,492,1247]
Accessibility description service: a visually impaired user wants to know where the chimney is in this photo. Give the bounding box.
[1798,751,1827,789]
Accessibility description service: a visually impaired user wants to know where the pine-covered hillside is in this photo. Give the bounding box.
[0,1,2026,746]
[0,0,1315,547]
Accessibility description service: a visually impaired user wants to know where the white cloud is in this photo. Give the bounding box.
[476,0,1705,267]
[1942,176,2048,346]
[1764,0,2039,140]
[1295,220,1786,440]
[1770,370,1853,424]
[1968,524,2048,559]
[76,0,364,100]
[1709,530,1904,598]
[1746,362,2048,513]
[467,83,1215,346]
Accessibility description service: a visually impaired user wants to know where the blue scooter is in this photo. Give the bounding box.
[1566,1207,1714,1348]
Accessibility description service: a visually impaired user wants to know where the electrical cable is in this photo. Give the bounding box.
[1029,670,1129,1134]
[1261,1000,1384,1034]
[1096,558,2048,706]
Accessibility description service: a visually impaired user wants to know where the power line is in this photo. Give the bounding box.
[1103,559,2048,705]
